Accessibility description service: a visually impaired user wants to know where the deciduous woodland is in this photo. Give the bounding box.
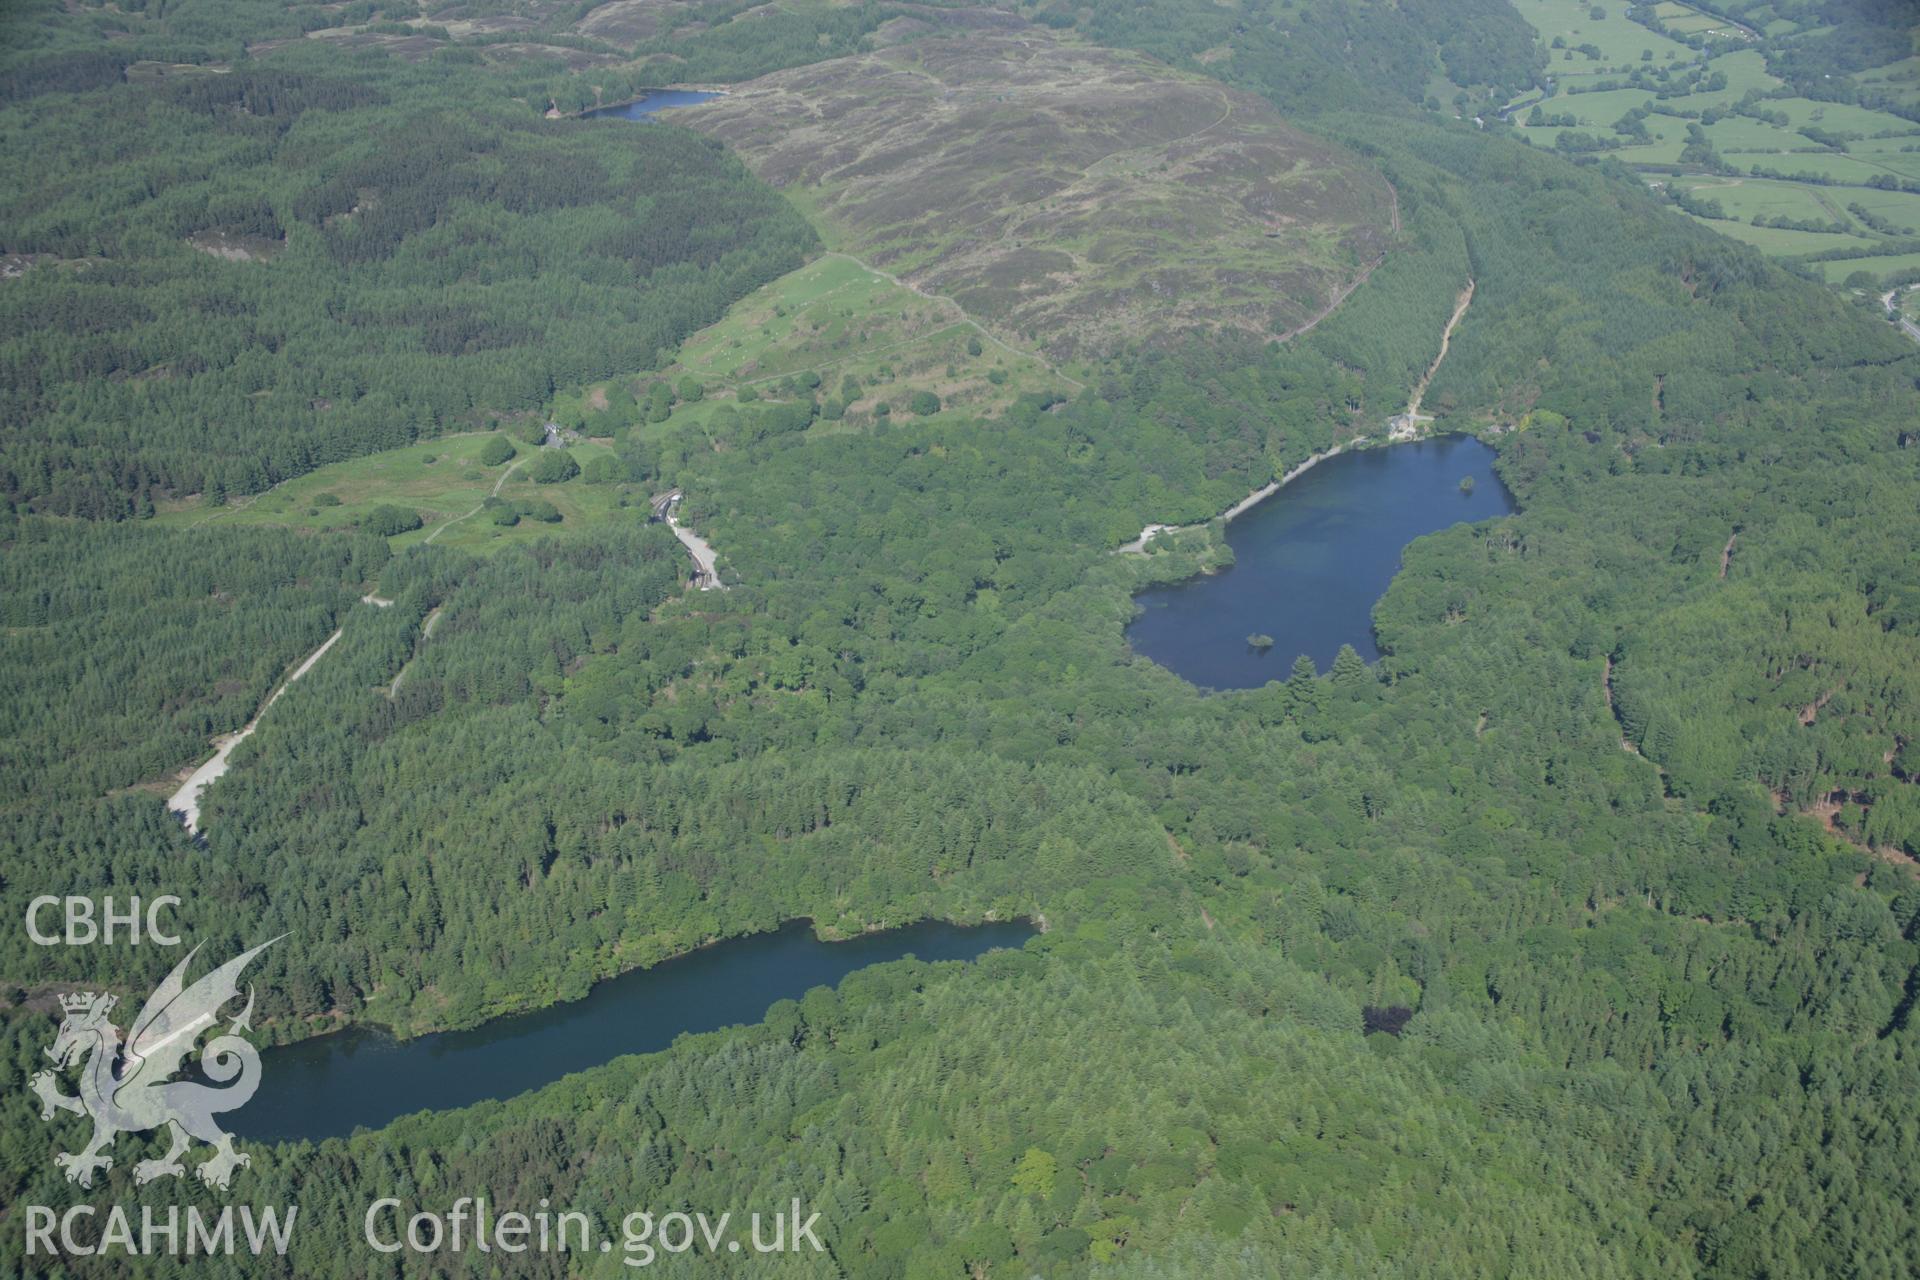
[3,0,1919,1276]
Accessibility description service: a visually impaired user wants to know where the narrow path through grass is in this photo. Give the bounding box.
[425,455,527,545]
[821,251,1086,392]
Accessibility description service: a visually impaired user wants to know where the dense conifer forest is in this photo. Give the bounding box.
[4,0,1919,1275]
[0,43,815,516]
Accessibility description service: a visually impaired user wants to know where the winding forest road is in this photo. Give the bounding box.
[168,592,394,832]
[1882,286,1920,344]
[1391,279,1474,438]
[387,605,441,697]
[653,491,725,590]
[168,629,342,833]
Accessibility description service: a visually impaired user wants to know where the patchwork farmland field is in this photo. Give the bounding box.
[1816,250,1920,282]
[1674,217,1877,255]
[1672,175,1850,223]
[1517,0,1696,83]
[1651,1,1740,37]
[1506,2,1920,284]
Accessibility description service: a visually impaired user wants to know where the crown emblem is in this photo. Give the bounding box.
[32,938,280,1193]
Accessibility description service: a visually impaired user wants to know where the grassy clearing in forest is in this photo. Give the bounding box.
[154,433,641,552]
[669,255,1071,416]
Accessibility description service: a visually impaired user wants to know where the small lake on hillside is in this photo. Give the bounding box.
[1127,436,1516,690]
[235,919,1032,1143]
[583,89,722,121]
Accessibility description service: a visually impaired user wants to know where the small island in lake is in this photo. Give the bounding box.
[1247,633,1276,650]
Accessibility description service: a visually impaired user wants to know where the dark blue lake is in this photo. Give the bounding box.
[237,919,1032,1143]
[583,89,722,121]
[1127,436,1515,690]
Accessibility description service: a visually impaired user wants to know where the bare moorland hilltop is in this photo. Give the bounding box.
[681,33,1397,359]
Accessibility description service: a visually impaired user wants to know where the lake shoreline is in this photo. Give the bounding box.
[237,916,1037,1142]
[566,86,729,121]
[1217,443,1348,524]
[266,912,1038,1051]
[1121,428,1502,555]
[1125,434,1515,688]
[1118,435,1387,554]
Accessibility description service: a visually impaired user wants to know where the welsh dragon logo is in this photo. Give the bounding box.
[28,937,281,1191]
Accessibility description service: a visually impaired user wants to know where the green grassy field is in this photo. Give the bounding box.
[1612,136,1690,164]
[1679,215,1878,254]
[1766,98,1920,137]
[1854,55,1920,107]
[1837,185,1920,233]
[1847,136,1920,171]
[394,245,1085,523]
[1736,152,1906,184]
[1701,49,1782,96]
[1814,251,1920,283]
[1521,118,1687,162]
[1652,2,1716,35]
[1519,0,1697,82]
[1508,6,1918,272]
[1554,86,1657,125]
[1706,115,1825,154]
[668,255,1072,417]
[1674,175,1854,223]
[155,433,640,552]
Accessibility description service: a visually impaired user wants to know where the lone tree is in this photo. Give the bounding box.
[1331,643,1369,689]
[478,436,515,466]
[1286,654,1321,717]
[910,390,941,416]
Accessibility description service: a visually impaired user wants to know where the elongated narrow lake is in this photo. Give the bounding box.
[582,89,721,121]
[1127,436,1515,690]
[236,919,1032,1143]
